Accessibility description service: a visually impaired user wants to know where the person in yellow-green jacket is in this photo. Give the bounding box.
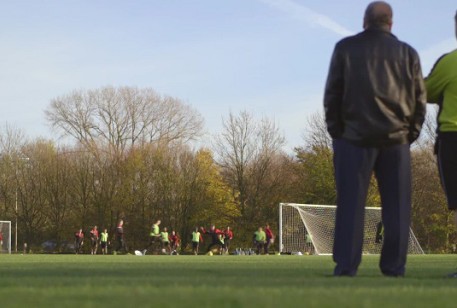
[143,220,161,255]
[160,227,171,255]
[425,10,457,278]
[191,227,203,255]
[253,227,266,255]
[100,228,109,255]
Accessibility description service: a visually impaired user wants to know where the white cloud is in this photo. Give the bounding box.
[258,0,354,37]
[419,38,456,74]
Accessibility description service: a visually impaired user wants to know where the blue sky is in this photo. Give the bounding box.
[1,0,456,150]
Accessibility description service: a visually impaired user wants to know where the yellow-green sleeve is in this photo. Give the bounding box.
[425,54,448,104]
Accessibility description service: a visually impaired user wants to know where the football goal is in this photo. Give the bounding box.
[0,221,12,254]
[279,203,424,255]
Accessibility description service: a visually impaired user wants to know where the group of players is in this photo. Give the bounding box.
[74,219,275,255]
[74,225,109,255]
[141,220,236,255]
[142,220,184,255]
[74,220,127,255]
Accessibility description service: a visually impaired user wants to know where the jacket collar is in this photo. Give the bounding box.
[364,27,397,38]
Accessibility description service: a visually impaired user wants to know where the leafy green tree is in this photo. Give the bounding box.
[292,113,380,207]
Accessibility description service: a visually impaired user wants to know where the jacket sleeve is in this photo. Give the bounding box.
[425,54,448,104]
[409,50,427,143]
[324,43,345,139]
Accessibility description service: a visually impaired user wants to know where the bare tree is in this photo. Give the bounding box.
[0,124,27,156]
[302,111,332,150]
[415,106,438,150]
[45,86,204,156]
[0,124,28,234]
[214,110,286,223]
[215,111,255,215]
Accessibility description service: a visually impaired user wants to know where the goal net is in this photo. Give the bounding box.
[0,221,12,254]
[279,203,424,255]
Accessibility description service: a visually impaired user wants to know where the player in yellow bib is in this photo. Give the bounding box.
[100,228,109,255]
[191,227,203,255]
[143,220,161,255]
[253,227,266,255]
[160,227,171,255]
[425,10,457,278]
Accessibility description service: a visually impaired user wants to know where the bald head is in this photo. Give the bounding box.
[363,1,393,31]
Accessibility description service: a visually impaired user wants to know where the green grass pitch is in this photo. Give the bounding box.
[0,254,456,308]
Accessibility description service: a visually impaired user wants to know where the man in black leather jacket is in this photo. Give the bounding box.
[324,1,426,277]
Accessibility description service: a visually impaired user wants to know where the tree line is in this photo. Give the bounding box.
[0,86,453,253]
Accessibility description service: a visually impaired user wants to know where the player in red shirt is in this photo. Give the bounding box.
[169,230,180,255]
[90,225,99,255]
[223,226,234,254]
[74,228,84,254]
[200,225,224,254]
[264,224,275,254]
[115,220,126,254]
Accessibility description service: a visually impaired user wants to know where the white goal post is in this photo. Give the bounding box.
[0,221,12,254]
[279,203,424,255]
